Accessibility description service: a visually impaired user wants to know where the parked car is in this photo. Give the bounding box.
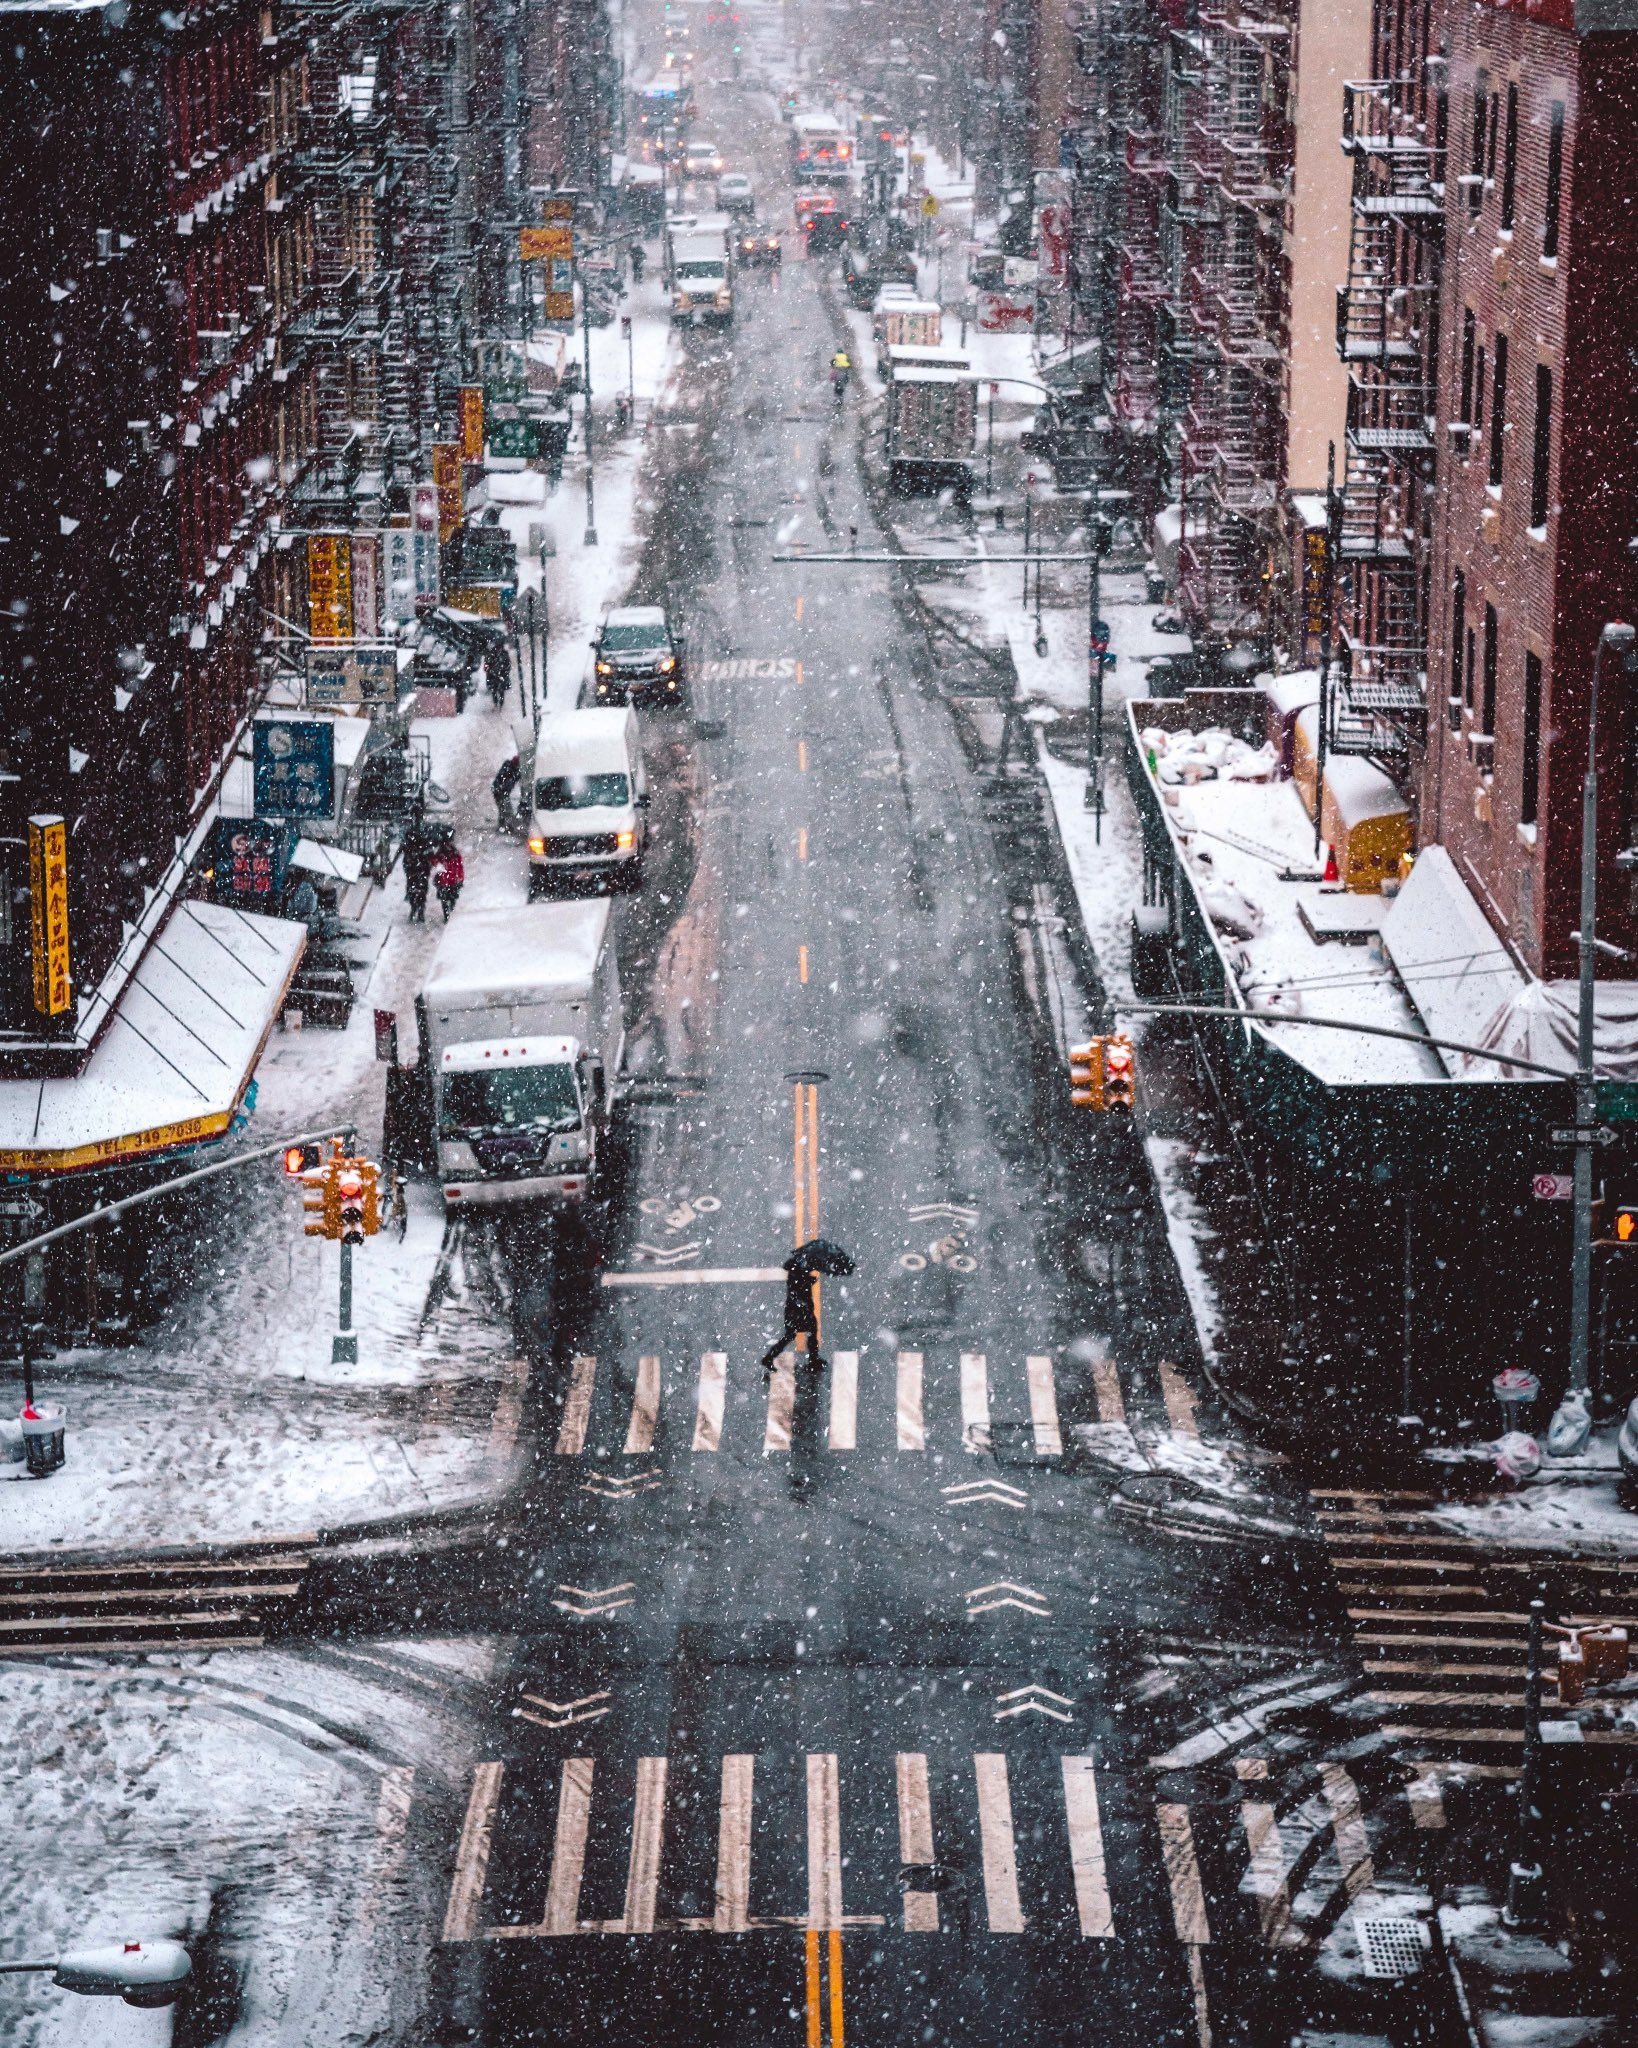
[590,604,686,703]
[716,171,755,214]
[525,707,649,894]
[737,220,783,268]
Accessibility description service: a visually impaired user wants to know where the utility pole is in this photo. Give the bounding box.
[581,260,598,547]
[1085,516,1111,836]
[1555,620,1638,1454]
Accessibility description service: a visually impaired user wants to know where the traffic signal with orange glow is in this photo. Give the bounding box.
[1103,1035,1137,1111]
[283,1141,322,1178]
[336,1164,367,1246]
[1615,1207,1638,1246]
[303,1164,341,1239]
[1069,1040,1105,1111]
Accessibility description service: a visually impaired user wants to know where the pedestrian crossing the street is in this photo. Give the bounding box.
[1312,1489,1638,1757]
[545,1344,1201,1465]
[442,1743,1394,1956]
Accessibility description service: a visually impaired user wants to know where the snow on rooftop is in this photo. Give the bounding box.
[1137,712,1442,1085]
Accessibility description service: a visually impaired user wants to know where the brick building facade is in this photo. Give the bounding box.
[1420,0,1638,979]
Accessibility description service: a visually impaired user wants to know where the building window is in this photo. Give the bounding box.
[1468,77,1488,213]
[1466,622,1477,711]
[1530,364,1553,528]
[1475,344,1487,433]
[1489,335,1508,488]
[1459,309,1476,425]
[1483,604,1499,736]
[1450,569,1467,715]
[1500,83,1519,229]
[1521,651,1543,826]
[1543,100,1565,259]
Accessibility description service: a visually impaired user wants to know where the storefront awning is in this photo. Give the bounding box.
[0,902,305,1175]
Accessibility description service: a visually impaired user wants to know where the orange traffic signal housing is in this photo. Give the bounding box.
[1103,1035,1136,1111]
[1069,1040,1105,1111]
[302,1164,341,1239]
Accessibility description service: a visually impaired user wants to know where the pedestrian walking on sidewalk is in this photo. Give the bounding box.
[630,242,646,285]
[431,836,465,922]
[402,812,436,924]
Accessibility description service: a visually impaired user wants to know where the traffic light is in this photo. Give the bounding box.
[1617,1207,1638,1245]
[1103,1035,1137,1112]
[357,1159,382,1238]
[336,1164,367,1247]
[1069,1040,1105,1111]
[303,1164,341,1239]
[283,1141,322,1178]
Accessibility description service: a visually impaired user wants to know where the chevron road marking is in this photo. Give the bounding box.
[966,1581,1051,1618]
[518,1690,613,1731]
[582,1469,662,1499]
[551,1582,636,1619]
[943,1478,1029,1511]
[993,1684,1075,1724]
[633,1241,705,1266]
[907,1203,980,1225]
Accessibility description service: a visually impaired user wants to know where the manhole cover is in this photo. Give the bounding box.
[1354,1915,1425,1979]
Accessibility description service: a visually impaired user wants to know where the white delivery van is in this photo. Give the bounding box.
[525,707,648,894]
[422,899,624,1208]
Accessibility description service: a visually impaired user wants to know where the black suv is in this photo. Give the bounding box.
[591,605,686,703]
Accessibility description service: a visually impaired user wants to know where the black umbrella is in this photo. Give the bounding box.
[784,1238,854,1277]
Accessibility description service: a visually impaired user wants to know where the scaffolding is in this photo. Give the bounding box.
[1330,69,1444,775]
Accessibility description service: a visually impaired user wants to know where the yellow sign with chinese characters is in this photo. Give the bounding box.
[306,533,353,644]
[28,813,70,1018]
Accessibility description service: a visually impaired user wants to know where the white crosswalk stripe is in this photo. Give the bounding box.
[541,1347,1207,1463]
[448,1748,1260,1947]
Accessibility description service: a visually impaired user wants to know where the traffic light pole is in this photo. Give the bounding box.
[335,1240,357,1366]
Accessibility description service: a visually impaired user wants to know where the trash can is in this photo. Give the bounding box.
[1493,1368,1540,1441]
[20,1401,65,1477]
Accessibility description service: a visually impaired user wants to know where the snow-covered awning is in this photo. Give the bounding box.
[1380,846,1529,1076]
[0,902,304,1175]
[289,838,365,884]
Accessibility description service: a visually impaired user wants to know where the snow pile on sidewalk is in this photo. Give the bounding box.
[0,1640,490,2046]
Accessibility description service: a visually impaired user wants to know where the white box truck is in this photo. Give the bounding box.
[885,368,978,494]
[421,900,624,1208]
[665,212,734,326]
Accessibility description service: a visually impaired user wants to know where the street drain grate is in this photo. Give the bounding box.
[1354,1915,1425,1979]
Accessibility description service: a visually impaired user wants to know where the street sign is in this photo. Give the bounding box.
[254,720,336,820]
[921,193,940,218]
[27,813,70,1018]
[1550,1125,1618,1146]
[1532,1173,1574,1201]
[1597,1081,1638,1124]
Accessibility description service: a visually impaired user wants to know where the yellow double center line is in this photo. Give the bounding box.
[792,1080,819,1243]
[805,1927,844,2048]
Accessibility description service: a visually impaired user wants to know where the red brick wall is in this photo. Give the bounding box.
[1421,10,1638,979]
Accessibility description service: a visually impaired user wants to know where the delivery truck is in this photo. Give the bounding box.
[420,899,624,1207]
[884,368,978,496]
[664,213,734,326]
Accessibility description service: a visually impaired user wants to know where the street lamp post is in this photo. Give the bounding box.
[1554,619,1638,1455]
[1504,1598,1549,1927]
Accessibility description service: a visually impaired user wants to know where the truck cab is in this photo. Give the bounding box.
[437,1035,602,1204]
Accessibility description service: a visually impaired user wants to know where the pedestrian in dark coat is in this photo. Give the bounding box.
[761,1263,823,1376]
[402,818,435,923]
[431,838,466,922]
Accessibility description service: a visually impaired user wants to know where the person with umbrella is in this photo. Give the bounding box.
[761,1238,853,1376]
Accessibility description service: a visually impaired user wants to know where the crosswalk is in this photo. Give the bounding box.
[442,1743,1395,1953]
[1313,1488,1638,1762]
[546,1344,1201,1463]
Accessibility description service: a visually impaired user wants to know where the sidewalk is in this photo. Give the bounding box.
[0,314,681,1561]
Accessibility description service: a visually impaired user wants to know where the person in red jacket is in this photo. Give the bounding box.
[431,837,465,922]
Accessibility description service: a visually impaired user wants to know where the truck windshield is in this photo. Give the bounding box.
[600,624,666,650]
[535,773,630,810]
[444,1063,580,1133]
[676,260,725,279]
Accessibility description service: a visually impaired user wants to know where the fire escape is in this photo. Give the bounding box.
[1173,4,1292,645]
[1330,72,1444,775]
[1110,4,1168,449]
